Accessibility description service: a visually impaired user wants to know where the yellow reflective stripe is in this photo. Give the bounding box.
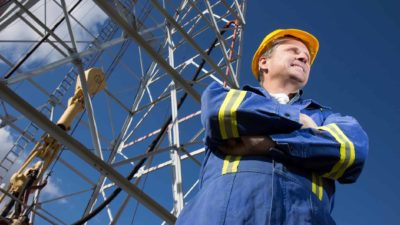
[221,155,241,175]
[312,173,323,201]
[218,92,234,139]
[319,124,346,179]
[312,173,317,194]
[318,176,323,201]
[329,124,356,178]
[222,155,232,174]
[218,89,246,139]
[231,156,241,173]
[230,91,246,137]
[318,123,355,179]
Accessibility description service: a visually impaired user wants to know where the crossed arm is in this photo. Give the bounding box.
[217,114,317,155]
[201,82,368,183]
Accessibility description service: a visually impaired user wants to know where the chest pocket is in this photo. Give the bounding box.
[300,108,325,126]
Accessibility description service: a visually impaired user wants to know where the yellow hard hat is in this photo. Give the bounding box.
[251,28,319,79]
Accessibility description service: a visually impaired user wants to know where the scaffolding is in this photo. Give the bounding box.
[0,0,246,224]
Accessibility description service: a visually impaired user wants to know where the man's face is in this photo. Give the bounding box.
[259,38,311,90]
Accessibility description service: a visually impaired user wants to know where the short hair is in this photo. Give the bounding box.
[257,35,308,83]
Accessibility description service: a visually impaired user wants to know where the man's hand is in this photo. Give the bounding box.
[300,113,318,129]
[218,136,276,156]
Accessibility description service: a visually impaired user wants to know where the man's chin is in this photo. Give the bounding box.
[289,82,307,92]
[288,73,308,85]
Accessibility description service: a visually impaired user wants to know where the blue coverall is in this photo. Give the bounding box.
[175,82,369,225]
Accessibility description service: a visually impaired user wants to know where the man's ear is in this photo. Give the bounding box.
[258,56,268,73]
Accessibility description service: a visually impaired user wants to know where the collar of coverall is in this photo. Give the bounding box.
[242,84,331,110]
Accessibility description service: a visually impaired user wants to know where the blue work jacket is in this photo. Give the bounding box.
[176,82,369,225]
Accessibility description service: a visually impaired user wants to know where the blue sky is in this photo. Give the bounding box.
[242,1,400,224]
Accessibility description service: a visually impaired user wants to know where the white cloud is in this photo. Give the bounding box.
[0,126,14,155]
[0,126,16,210]
[40,177,67,204]
[0,126,16,185]
[0,0,108,67]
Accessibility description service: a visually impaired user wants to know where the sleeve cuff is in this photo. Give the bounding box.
[270,133,307,157]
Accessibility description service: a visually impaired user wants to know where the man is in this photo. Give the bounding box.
[175,29,368,225]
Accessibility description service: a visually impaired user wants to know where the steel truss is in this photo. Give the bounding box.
[0,0,246,224]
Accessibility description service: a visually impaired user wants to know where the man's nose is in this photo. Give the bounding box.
[296,52,308,64]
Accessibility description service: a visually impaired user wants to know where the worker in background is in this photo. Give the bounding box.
[175,29,369,224]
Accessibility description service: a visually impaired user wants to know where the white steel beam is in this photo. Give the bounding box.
[166,20,184,214]
[133,148,205,177]
[5,37,128,85]
[203,0,239,87]
[13,0,72,52]
[0,0,40,32]
[60,0,104,159]
[220,0,245,25]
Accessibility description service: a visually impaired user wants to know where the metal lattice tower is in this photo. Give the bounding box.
[0,0,246,224]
